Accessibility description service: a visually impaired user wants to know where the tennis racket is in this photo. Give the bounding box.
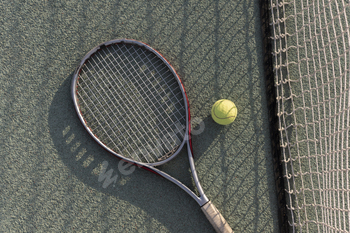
[71,39,233,233]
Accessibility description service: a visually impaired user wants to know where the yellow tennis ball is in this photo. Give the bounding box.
[211,99,237,125]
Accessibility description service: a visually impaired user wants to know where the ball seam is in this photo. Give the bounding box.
[213,105,236,119]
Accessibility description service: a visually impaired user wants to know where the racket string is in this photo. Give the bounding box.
[107,45,186,143]
[111,44,186,127]
[76,78,132,158]
[78,61,159,163]
[128,45,186,120]
[77,43,187,163]
[90,53,164,162]
[103,45,183,159]
[79,60,159,163]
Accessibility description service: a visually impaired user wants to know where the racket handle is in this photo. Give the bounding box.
[201,201,233,233]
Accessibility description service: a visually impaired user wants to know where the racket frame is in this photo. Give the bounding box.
[71,39,209,206]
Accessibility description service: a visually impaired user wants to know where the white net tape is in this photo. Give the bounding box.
[270,0,350,231]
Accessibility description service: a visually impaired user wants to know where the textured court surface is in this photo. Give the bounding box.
[0,1,279,232]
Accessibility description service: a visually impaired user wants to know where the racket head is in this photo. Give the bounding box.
[71,39,191,166]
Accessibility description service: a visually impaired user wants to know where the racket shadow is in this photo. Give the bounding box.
[49,75,220,232]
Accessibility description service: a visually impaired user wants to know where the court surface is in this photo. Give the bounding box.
[0,1,279,232]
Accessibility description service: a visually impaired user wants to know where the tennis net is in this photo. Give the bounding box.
[264,0,350,232]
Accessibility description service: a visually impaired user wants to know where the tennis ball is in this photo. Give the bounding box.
[211,99,237,125]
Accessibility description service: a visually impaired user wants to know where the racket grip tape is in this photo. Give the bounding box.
[201,201,233,233]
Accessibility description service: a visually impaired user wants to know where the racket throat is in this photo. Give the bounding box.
[187,142,209,206]
[197,194,210,207]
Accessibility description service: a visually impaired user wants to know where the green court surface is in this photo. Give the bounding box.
[0,1,279,232]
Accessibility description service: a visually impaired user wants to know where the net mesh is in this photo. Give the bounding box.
[270,0,350,231]
[75,43,186,164]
